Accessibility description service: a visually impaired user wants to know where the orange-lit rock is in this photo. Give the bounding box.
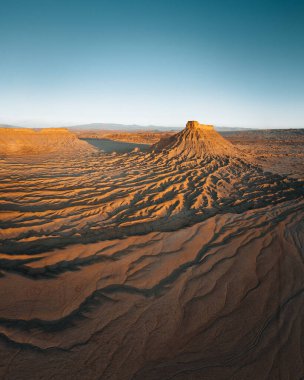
[0,121,303,380]
[152,121,239,159]
[0,127,96,155]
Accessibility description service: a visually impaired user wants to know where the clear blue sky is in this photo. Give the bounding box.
[0,0,303,128]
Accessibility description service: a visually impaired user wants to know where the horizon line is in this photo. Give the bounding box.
[0,120,304,130]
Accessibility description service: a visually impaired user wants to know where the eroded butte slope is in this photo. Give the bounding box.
[0,121,303,379]
[152,121,239,159]
[0,127,96,155]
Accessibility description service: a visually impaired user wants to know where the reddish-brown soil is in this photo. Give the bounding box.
[0,122,303,380]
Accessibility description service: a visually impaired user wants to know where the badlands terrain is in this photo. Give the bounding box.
[0,127,96,155]
[223,129,304,179]
[0,121,303,380]
[75,127,304,178]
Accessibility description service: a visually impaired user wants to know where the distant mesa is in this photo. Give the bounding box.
[0,127,96,155]
[152,120,239,159]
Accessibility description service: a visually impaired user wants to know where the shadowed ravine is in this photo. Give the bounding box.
[0,122,303,379]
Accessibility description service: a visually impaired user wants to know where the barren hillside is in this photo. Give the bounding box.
[0,128,96,155]
[0,121,303,380]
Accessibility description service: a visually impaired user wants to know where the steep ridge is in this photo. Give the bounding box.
[0,121,303,379]
[152,121,239,159]
[0,127,96,155]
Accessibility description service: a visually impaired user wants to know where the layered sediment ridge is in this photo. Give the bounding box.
[152,121,240,159]
[0,127,96,155]
[0,121,303,379]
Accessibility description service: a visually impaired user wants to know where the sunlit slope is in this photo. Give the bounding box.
[0,121,303,379]
[152,121,239,158]
[0,127,96,155]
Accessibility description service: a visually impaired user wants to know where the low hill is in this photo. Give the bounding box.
[0,127,96,155]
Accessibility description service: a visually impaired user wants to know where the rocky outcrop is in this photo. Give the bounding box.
[152,121,239,159]
[0,127,96,155]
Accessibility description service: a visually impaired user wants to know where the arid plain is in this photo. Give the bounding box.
[0,122,303,380]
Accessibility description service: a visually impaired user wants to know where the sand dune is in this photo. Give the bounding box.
[0,121,303,379]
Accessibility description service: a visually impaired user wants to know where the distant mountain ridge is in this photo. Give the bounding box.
[1,122,302,131]
[66,123,181,132]
[66,123,255,132]
[1,122,298,132]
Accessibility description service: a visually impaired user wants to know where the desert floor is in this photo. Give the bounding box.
[0,123,303,380]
